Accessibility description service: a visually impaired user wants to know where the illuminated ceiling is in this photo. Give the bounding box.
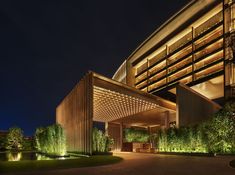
[191,75,224,99]
[74,72,177,123]
[93,86,160,122]
[168,75,224,100]
[113,108,176,127]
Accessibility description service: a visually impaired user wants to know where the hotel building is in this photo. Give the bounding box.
[56,0,235,154]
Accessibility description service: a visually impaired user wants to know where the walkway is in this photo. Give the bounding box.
[4,152,235,175]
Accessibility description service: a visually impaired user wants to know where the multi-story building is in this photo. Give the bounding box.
[113,0,235,103]
[56,0,235,154]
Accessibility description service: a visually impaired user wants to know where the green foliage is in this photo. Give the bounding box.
[149,133,158,147]
[124,128,149,143]
[34,124,66,156]
[92,128,113,153]
[0,136,6,150]
[5,127,24,151]
[158,126,207,153]
[158,101,235,154]
[204,101,235,153]
[34,127,44,151]
[22,139,34,151]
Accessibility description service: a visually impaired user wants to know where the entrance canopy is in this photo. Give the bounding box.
[56,71,176,154]
[93,72,176,122]
[93,86,158,122]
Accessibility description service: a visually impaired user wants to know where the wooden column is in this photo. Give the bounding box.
[120,122,123,151]
[108,123,121,151]
[105,122,109,136]
[164,111,170,129]
[160,111,170,129]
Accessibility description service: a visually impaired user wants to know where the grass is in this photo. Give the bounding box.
[230,160,235,168]
[0,155,122,173]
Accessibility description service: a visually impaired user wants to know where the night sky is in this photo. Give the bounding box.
[0,0,190,136]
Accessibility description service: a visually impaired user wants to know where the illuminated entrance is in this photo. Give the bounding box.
[56,71,176,154]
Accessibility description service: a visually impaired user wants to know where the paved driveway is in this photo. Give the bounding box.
[4,152,235,175]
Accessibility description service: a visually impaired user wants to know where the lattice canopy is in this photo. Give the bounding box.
[94,86,161,122]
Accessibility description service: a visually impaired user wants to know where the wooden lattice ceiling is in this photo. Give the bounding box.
[93,86,160,122]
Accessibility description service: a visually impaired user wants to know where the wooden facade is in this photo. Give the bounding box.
[55,0,235,154]
[176,83,221,126]
[56,72,93,155]
[56,71,175,154]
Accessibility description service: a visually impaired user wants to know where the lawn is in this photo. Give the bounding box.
[0,155,122,173]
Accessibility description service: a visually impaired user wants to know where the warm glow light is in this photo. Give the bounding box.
[193,3,222,29]
[7,152,22,161]
[132,2,224,94]
[93,86,159,122]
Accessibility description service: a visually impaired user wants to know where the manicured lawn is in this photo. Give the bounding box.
[0,155,122,173]
[230,159,235,168]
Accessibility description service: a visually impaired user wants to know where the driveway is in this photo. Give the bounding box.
[3,152,235,175]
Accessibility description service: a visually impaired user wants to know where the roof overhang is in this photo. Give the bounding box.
[92,72,176,122]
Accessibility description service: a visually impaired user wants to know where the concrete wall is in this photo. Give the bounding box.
[176,84,221,127]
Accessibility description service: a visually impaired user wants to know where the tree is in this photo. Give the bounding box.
[5,127,24,151]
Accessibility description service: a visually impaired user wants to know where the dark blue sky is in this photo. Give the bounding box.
[0,0,190,136]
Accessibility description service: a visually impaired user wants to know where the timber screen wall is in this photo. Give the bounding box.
[56,73,93,155]
[176,84,221,126]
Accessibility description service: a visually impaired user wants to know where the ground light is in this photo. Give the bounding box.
[6,152,22,161]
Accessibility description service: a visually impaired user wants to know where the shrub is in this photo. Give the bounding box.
[149,133,158,147]
[124,128,149,143]
[0,136,6,150]
[158,101,235,154]
[158,129,167,152]
[204,101,235,153]
[34,124,66,156]
[92,128,113,153]
[22,138,34,151]
[158,126,207,153]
